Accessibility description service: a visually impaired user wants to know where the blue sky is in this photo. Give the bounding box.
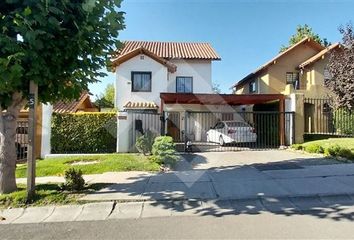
[89,0,354,97]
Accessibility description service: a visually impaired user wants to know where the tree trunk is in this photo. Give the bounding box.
[0,92,25,194]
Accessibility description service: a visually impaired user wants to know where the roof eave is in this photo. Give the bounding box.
[111,47,177,73]
[298,43,341,69]
[231,37,326,89]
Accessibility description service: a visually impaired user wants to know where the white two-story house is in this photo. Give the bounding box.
[112,41,222,145]
[112,40,221,112]
[112,41,291,152]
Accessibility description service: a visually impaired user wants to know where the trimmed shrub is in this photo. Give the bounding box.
[151,136,178,166]
[291,144,303,150]
[51,112,117,153]
[338,148,354,160]
[324,144,341,157]
[61,168,85,191]
[304,144,324,154]
[135,130,156,155]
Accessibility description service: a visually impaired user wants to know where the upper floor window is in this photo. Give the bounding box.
[131,71,151,92]
[249,80,257,93]
[286,72,299,89]
[176,77,193,93]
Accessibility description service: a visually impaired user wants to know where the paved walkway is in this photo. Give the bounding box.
[16,162,354,202]
[174,150,338,170]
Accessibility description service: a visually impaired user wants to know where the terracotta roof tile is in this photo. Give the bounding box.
[123,101,158,110]
[53,92,92,113]
[116,41,221,60]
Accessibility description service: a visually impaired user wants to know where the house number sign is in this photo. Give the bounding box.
[28,94,35,109]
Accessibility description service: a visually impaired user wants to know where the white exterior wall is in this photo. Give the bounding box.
[116,54,168,111]
[115,54,213,111]
[167,59,213,93]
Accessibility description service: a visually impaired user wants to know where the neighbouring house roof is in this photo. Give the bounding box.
[53,92,96,113]
[123,101,159,110]
[232,37,325,89]
[298,43,340,69]
[160,93,285,105]
[111,47,177,73]
[114,40,221,61]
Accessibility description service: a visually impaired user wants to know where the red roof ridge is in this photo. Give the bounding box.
[114,40,221,61]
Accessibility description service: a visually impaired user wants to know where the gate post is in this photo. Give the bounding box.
[160,111,166,136]
[117,111,130,153]
[184,111,189,152]
[279,98,285,146]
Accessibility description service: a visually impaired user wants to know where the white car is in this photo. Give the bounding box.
[206,121,257,146]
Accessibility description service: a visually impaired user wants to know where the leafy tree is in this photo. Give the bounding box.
[325,23,354,111]
[280,24,329,52]
[212,82,221,94]
[0,0,125,193]
[95,83,115,108]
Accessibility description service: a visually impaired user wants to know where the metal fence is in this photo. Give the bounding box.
[130,111,295,152]
[304,98,354,136]
[130,112,162,151]
[182,111,294,152]
[16,120,28,162]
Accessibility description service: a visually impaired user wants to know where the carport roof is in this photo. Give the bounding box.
[160,93,285,105]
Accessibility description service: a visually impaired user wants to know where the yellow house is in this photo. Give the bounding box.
[232,37,341,143]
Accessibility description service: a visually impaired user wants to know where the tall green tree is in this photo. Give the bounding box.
[95,83,115,109]
[280,24,329,52]
[325,23,354,111]
[0,0,125,193]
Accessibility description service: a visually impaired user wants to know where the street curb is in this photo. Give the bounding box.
[2,192,354,224]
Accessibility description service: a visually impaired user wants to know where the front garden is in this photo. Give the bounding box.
[0,183,110,209]
[16,154,160,178]
[291,138,354,161]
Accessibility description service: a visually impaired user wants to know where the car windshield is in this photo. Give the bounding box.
[226,122,250,127]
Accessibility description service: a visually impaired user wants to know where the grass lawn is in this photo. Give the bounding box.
[16,154,160,178]
[292,138,354,161]
[0,183,110,209]
[302,138,354,153]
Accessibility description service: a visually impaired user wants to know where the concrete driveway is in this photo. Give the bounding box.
[174,150,339,171]
[79,149,354,202]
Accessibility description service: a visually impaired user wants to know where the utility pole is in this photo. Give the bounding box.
[27,80,38,201]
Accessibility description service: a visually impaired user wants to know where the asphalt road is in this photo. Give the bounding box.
[1,211,354,240]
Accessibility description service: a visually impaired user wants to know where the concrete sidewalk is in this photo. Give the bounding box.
[78,163,354,201]
[6,162,354,225]
[2,194,354,224]
[16,163,354,202]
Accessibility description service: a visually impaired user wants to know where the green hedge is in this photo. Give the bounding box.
[51,112,117,153]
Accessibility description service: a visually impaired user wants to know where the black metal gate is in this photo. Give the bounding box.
[304,98,354,136]
[182,111,295,152]
[130,111,162,151]
[16,120,28,162]
[130,111,295,152]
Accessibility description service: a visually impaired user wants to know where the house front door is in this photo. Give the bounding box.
[167,112,180,141]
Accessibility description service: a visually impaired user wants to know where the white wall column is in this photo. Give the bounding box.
[117,111,131,152]
[40,103,52,158]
